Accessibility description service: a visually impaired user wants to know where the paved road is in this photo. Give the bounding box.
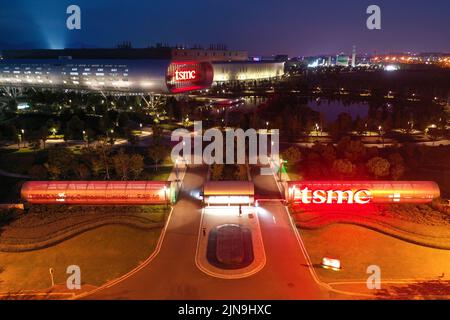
[86,165,329,299]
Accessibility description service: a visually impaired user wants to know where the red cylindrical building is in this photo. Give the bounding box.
[286,181,440,204]
[21,181,172,205]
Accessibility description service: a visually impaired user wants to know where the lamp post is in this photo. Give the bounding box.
[82,130,87,146]
[49,268,55,287]
[163,185,168,207]
[17,133,22,149]
[378,126,384,148]
[21,129,25,148]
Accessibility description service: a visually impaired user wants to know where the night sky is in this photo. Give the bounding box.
[1,0,449,56]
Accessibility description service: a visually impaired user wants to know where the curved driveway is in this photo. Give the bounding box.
[84,165,329,300]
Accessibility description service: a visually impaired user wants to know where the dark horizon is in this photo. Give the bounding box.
[1,0,449,57]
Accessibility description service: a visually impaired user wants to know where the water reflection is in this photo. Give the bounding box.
[309,99,369,122]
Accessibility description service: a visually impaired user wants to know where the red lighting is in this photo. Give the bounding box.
[287,181,440,205]
[166,61,213,93]
[175,69,197,81]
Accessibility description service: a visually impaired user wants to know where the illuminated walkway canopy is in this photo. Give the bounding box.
[203,181,254,206]
[21,181,174,205]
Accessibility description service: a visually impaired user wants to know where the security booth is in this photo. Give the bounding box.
[203,181,254,206]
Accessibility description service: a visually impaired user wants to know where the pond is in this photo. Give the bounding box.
[308,98,369,122]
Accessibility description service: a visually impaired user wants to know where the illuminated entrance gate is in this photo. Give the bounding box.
[203,181,254,206]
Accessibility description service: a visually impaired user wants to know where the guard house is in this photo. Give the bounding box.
[203,181,255,206]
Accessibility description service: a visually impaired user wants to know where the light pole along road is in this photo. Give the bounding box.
[82,165,331,300]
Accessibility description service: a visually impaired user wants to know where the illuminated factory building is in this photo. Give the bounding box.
[0,48,285,94]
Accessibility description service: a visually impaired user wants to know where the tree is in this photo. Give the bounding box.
[45,147,74,179]
[118,112,130,128]
[321,143,336,164]
[211,164,224,181]
[389,153,405,180]
[344,140,366,162]
[148,140,167,171]
[129,154,144,180]
[281,146,302,165]
[366,157,390,179]
[332,159,355,179]
[28,164,48,180]
[112,149,130,180]
[74,163,90,180]
[95,141,112,179]
[234,165,248,181]
[66,115,84,140]
[334,112,353,136]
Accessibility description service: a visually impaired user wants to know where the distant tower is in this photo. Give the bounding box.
[328,56,332,66]
[351,45,357,67]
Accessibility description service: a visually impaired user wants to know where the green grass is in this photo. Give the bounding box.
[0,224,165,292]
[285,164,302,181]
[144,166,172,181]
[0,148,46,174]
[300,224,450,283]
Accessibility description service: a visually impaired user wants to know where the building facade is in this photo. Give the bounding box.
[212,61,285,83]
[0,48,284,94]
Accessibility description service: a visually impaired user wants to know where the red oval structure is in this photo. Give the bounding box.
[166,61,214,93]
[286,181,440,204]
[21,181,172,205]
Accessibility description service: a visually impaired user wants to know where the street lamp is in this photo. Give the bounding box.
[378,126,384,147]
[82,130,87,146]
[163,185,168,207]
[21,129,25,148]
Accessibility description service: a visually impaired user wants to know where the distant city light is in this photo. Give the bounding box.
[17,102,30,110]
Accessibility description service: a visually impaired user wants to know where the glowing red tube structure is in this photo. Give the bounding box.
[21,181,173,205]
[286,181,440,205]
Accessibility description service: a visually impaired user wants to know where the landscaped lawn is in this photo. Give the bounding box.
[145,165,172,181]
[0,148,45,175]
[299,224,450,283]
[0,224,164,293]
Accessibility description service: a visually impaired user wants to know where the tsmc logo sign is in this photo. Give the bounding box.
[175,70,197,81]
[292,187,371,204]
